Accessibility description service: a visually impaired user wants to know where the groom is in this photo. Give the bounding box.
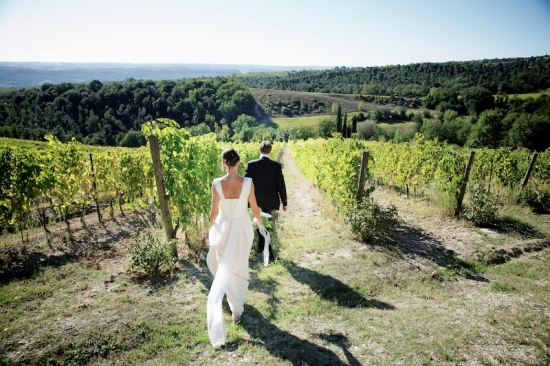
[245,141,287,261]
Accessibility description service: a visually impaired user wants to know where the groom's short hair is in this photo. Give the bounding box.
[259,141,272,154]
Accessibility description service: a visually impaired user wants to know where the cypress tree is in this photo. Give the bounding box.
[342,113,347,138]
[336,104,342,133]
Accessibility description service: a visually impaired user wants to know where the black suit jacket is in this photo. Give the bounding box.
[245,156,287,212]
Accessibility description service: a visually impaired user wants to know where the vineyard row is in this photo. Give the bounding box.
[0,124,275,240]
[290,135,550,210]
[2,127,548,240]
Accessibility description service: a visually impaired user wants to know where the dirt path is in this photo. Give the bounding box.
[277,146,323,218]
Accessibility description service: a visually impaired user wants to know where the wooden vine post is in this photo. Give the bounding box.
[89,153,102,222]
[519,152,539,192]
[356,149,369,202]
[149,135,175,240]
[455,151,475,217]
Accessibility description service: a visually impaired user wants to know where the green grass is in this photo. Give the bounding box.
[377,120,417,136]
[507,88,550,100]
[377,120,416,129]
[272,114,417,135]
[272,114,333,129]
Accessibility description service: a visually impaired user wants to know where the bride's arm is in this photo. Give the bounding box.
[248,182,263,226]
[210,182,220,225]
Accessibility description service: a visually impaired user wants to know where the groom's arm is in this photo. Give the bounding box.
[244,161,253,179]
[276,165,287,209]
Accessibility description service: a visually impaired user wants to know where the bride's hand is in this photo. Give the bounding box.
[253,217,262,226]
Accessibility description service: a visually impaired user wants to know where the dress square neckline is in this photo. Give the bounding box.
[217,178,248,200]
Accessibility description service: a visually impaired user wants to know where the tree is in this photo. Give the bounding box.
[466,109,505,148]
[421,116,472,146]
[119,130,146,147]
[460,86,495,116]
[218,125,231,142]
[342,113,348,138]
[289,126,314,141]
[507,113,550,151]
[89,79,103,93]
[0,76,260,146]
[336,104,342,133]
[275,127,290,142]
[318,118,336,139]
[188,123,211,136]
[219,101,238,124]
[233,127,254,142]
[357,121,378,140]
[232,114,257,134]
[102,124,115,146]
[85,113,100,134]
[252,125,277,142]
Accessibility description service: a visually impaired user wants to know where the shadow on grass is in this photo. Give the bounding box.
[384,223,489,281]
[241,304,358,365]
[0,209,153,284]
[283,260,395,310]
[0,251,77,284]
[318,332,363,366]
[491,216,546,239]
[259,116,276,128]
[132,268,185,293]
[183,256,386,364]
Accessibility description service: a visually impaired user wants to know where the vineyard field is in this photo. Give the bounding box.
[0,126,278,241]
[290,135,550,213]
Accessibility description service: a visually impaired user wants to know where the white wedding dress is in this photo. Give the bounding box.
[206,177,254,348]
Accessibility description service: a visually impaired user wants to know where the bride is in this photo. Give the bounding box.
[206,147,263,348]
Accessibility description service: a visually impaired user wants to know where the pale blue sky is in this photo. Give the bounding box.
[1,0,549,67]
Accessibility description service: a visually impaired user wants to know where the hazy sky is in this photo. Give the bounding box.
[1,0,549,67]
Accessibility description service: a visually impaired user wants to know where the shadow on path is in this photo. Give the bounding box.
[318,332,363,366]
[183,259,382,364]
[241,304,357,366]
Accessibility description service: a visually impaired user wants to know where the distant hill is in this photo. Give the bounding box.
[238,55,550,97]
[0,62,327,88]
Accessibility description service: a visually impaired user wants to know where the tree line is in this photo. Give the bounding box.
[238,56,550,96]
[0,77,256,146]
[1,56,549,150]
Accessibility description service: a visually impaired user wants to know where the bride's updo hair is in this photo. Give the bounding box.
[222,147,240,168]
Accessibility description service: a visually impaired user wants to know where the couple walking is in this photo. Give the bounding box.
[206,141,287,348]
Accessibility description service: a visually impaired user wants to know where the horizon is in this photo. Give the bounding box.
[2,53,549,71]
[1,0,549,68]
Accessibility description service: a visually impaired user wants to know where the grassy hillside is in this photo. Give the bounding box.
[271,113,419,138]
[250,88,409,118]
[272,115,334,129]
[510,88,550,99]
